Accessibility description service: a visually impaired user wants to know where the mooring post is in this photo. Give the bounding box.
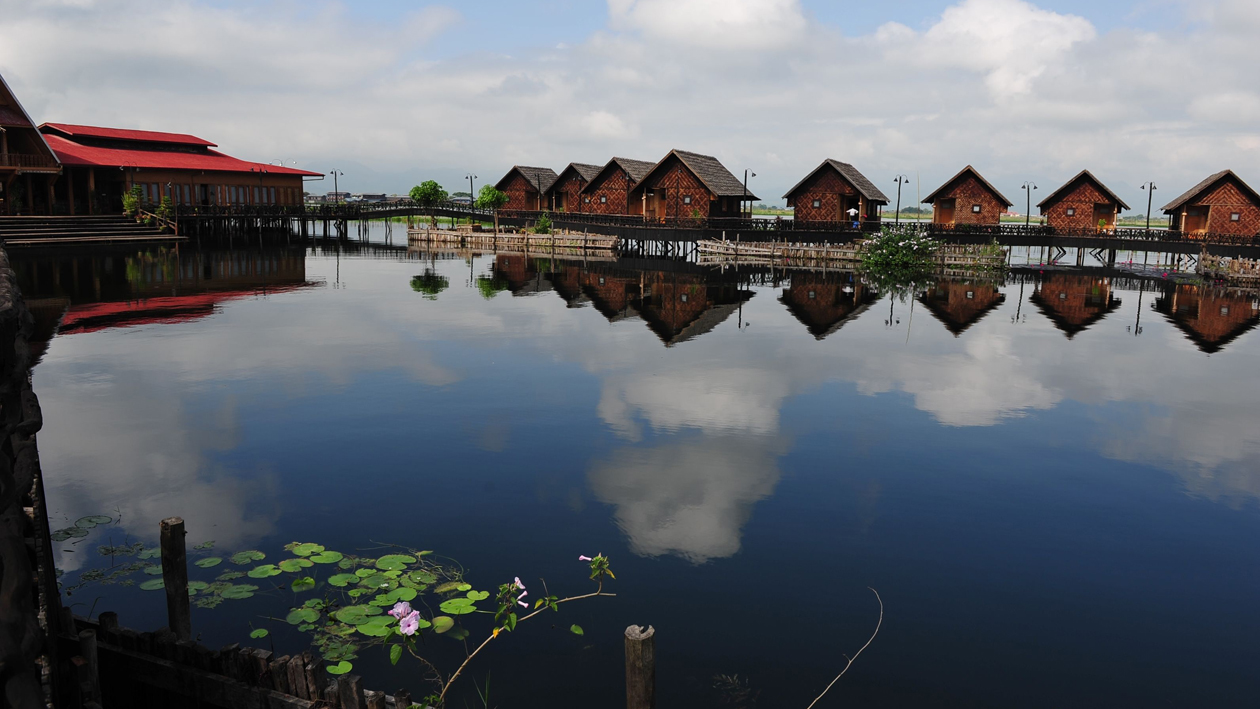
[625,625,656,709]
[78,629,101,703]
[159,517,192,641]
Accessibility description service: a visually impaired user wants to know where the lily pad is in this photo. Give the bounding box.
[144,565,164,576]
[388,587,418,602]
[355,568,377,578]
[220,584,259,600]
[309,551,343,564]
[189,581,210,591]
[194,557,223,568]
[287,608,320,625]
[326,661,353,676]
[250,628,269,639]
[140,578,165,591]
[333,605,383,625]
[292,543,325,557]
[328,573,358,587]
[51,527,90,542]
[292,577,316,593]
[431,616,454,634]
[193,541,215,551]
[409,571,437,585]
[76,515,112,529]
[374,554,416,571]
[457,583,472,592]
[438,598,476,616]
[216,571,245,582]
[139,548,161,560]
[278,558,313,573]
[356,623,391,637]
[230,551,266,565]
[357,573,391,589]
[247,565,282,579]
[434,581,464,594]
[466,590,489,601]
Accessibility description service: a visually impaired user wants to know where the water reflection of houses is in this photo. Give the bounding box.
[919,280,1006,336]
[1030,274,1121,337]
[779,272,878,339]
[1153,285,1260,354]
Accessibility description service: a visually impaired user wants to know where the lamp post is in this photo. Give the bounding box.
[251,167,269,205]
[1140,182,1157,232]
[893,175,910,225]
[466,174,477,207]
[1021,181,1037,228]
[330,170,344,204]
[743,169,756,220]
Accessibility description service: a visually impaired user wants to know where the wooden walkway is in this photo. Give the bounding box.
[406,227,618,251]
[696,238,1007,271]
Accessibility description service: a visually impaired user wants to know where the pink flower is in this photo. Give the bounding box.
[578,555,592,562]
[514,577,525,590]
[388,601,412,619]
[399,610,421,636]
[518,600,528,608]
[518,590,527,600]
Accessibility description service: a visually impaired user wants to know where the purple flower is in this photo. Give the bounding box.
[388,601,412,619]
[400,610,421,636]
[578,555,592,562]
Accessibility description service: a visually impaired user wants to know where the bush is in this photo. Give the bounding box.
[122,185,143,217]
[533,212,552,234]
[860,228,942,271]
[155,196,175,224]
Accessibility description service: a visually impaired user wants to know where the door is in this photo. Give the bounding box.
[1093,204,1113,231]
[937,198,956,225]
[1184,206,1208,234]
[198,184,210,206]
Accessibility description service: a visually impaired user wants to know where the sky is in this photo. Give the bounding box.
[1,0,1256,209]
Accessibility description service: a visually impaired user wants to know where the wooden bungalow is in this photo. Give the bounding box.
[919,281,1006,336]
[779,273,878,339]
[782,160,889,226]
[1030,274,1120,338]
[1038,170,1130,231]
[1153,285,1260,354]
[580,157,657,215]
[544,162,603,213]
[0,72,62,215]
[494,166,559,211]
[630,150,755,221]
[923,166,1013,226]
[1162,170,1260,237]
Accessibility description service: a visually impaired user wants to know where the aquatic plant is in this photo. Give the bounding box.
[858,228,943,298]
[474,273,510,300]
[410,270,450,299]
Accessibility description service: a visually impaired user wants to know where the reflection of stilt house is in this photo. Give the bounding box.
[634,271,753,346]
[1038,170,1129,231]
[1030,274,1121,337]
[544,163,603,213]
[923,166,1012,226]
[1161,170,1260,237]
[580,158,656,216]
[495,166,559,211]
[630,150,755,221]
[783,160,888,227]
[545,264,590,308]
[918,281,1006,336]
[580,269,642,321]
[492,254,554,295]
[0,73,62,215]
[1153,285,1260,353]
[779,273,878,339]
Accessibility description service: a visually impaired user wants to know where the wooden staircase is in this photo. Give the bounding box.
[0,215,180,247]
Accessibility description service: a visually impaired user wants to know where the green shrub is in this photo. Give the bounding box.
[122,185,143,217]
[533,212,552,234]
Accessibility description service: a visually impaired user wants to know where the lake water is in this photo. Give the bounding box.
[16,234,1260,708]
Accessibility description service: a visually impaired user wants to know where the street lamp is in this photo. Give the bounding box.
[1021,181,1037,228]
[251,167,269,205]
[743,169,756,220]
[1140,182,1157,231]
[330,170,344,203]
[466,174,477,207]
[893,175,910,225]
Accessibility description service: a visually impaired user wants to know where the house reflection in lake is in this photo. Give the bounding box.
[1153,285,1260,354]
[919,280,1007,336]
[779,272,878,339]
[1030,274,1121,338]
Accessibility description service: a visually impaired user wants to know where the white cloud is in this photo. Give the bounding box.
[583,110,637,139]
[1187,92,1260,124]
[607,0,807,50]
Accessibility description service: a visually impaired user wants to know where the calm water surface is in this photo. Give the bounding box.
[16,236,1260,707]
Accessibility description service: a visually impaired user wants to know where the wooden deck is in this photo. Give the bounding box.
[406,227,618,251]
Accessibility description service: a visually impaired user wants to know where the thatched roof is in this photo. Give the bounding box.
[1161,170,1260,213]
[580,157,658,193]
[495,166,559,193]
[640,149,758,200]
[1037,170,1131,212]
[923,165,1013,207]
[783,160,890,203]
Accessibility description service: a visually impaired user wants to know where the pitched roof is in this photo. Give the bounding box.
[1037,169,1131,212]
[41,122,217,147]
[496,166,559,194]
[923,165,1013,207]
[640,149,758,200]
[1161,170,1260,212]
[41,133,321,176]
[0,73,60,164]
[782,160,890,203]
[549,162,604,190]
[579,157,657,193]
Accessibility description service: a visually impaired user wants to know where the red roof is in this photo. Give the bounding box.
[58,285,315,335]
[41,122,216,147]
[41,133,322,177]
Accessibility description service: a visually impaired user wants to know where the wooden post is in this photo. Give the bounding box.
[624,625,655,709]
[78,629,101,703]
[338,674,365,709]
[159,517,192,641]
[395,689,412,709]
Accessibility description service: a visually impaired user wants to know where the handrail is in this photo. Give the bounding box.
[136,209,178,236]
[0,153,60,169]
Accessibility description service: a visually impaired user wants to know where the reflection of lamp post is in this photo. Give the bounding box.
[1140,182,1157,232]
[893,175,910,225]
[1021,181,1037,228]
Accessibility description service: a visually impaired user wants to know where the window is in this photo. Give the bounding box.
[808,290,816,300]
[812,199,821,209]
[600,196,607,204]
[1221,306,1231,316]
[183,185,191,205]
[680,293,688,303]
[598,277,605,285]
[972,204,982,213]
[683,195,692,205]
[966,291,975,299]
[270,187,277,204]
[1059,292,1067,300]
[254,187,260,203]
[1231,212,1241,222]
[583,196,590,204]
[1066,208,1076,216]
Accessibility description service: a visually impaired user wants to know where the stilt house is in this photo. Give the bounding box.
[580,158,657,215]
[630,150,755,221]
[1038,170,1129,231]
[783,160,889,226]
[923,166,1012,226]
[495,166,559,211]
[545,163,603,213]
[1162,170,1260,236]
[0,73,61,215]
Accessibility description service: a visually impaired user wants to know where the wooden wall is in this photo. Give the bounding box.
[933,174,1006,226]
[1043,180,1119,230]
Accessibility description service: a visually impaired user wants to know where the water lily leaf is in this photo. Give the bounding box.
[457,584,472,592]
[333,605,382,625]
[354,568,376,578]
[220,584,258,600]
[195,557,223,568]
[357,573,391,589]
[447,627,470,641]
[326,661,352,676]
[278,559,313,573]
[292,543,325,557]
[287,608,320,624]
[139,548,161,560]
[231,551,266,565]
[247,565,282,579]
[188,581,209,591]
[292,577,316,593]
[439,598,476,615]
[434,581,463,594]
[338,557,356,569]
[328,573,358,587]
[140,578,165,591]
[193,541,215,551]
[570,624,584,636]
[348,589,367,598]
[356,623,391,637]
[465,590,489,602]
[310,551,343,564]
[431,616,454,634]
[388,587,418,602]
[76,515,113,529]
[250,629,269,639]
[216,571,245,582]
[144,565,164,576]
[374,555,416,571]
[51,527,90,541]
[369,595,394,607]
[409,571,437,585]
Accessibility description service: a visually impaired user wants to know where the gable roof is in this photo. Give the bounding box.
[41,122,216,147]
[495,166,559,194]
[1037,170,1131,212]
[1161,170,1260,213]
[923,165,1013,207]
[41,133,320,176]
[0,73,60,165]
[580,157,657,193]
[549,162,604,190]
[639,149,758,200]
[783,160,890,203]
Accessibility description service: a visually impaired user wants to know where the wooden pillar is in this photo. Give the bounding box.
[47,175,57,215]
[625,625,655,709]
[25,173,33,215]
[88,168,96,215]
[78,629,101,703]
[67,168,76,216]
[159,517,192,641]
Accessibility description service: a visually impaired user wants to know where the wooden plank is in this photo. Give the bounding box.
[286,655,308,700]
[338,674,365,709]
[159,517,192,641]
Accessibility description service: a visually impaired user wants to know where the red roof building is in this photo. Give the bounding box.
[1,73,62,215]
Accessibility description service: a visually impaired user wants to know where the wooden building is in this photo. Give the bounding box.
[1154,285,1260,354]
[923,166,1013,226]
[580,158,657,216]
[39,123,319,214]
[494,166,558,211]
[779,273,878,339]
[1038,170,1130,231]
[782,160,889,226]
[630,150,755,221]
[1162,170,1260,237]
[1030,274,1120,338]
[544,163,603,213]
[919,281,1006,336]
[0,73,62,215]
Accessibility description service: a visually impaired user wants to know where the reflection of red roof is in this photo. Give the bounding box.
[0,105,31,127]
[39,132,321,177]
[41,122,216,147]
[58,285,314,335]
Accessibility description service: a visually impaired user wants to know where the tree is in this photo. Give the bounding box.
[410,181,449,227]
[476,185,510,235]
